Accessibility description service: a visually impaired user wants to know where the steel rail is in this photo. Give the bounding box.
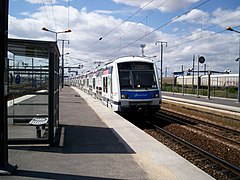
[155,111,240,146]
[145,120,240,178]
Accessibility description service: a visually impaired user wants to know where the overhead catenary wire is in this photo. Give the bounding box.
[87,0,240,65]
[68,0,70,30]
[102,0,169,52]
[66,0,71,46]
[42,0,71,42]
[83,0,156,51]
[99,0,155,40]
[42,0,53,31]
[168,20,240,49]
[50,0,57,30]
[144,13,240,56]
[70,0,239,73]
[66,56,88,64]
[107,0,211,58]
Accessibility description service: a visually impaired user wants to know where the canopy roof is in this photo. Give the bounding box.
[8,38,60,58]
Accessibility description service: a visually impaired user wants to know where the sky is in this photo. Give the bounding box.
[8,0,240,76]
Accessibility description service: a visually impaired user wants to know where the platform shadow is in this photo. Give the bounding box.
[9,125,135,154]
[62,125,135,154]
[12,169,120,180]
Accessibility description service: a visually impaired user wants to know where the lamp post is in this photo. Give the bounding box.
[155,41,167,90]
[42,27,71,88]
[226,26,240,103]
[42,27,71,41]
[197,56,205,98]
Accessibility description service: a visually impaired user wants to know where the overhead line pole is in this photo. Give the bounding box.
[58,39,69,88]
[226,26,240,103]
[155,41,167,90]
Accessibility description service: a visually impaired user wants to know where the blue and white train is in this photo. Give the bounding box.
[69,56,162,113]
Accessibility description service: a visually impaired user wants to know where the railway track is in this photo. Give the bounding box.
[123,111,240,179]
[161,98,240,136]
[155,110,240,146]
[145,120,240,179]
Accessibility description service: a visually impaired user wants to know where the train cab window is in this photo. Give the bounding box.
[118,62,156,90]
[133,72,157,89]
[119,71,132,89]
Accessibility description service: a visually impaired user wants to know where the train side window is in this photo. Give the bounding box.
[103,77,105,93]
[93,78,95,89]
[106,77,108,93]
[110,76,113,94]
[103,77,108,93]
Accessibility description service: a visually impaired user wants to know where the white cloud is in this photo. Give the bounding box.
[164,29,239,73]
[9,16,45,39]
[25,0,57,4]
[9,4,153,60]
[93,10,114,15]
[210,7,240,28]
[173,27,179,32]
[157,0,200,13]
[112,0,201,13]
[8,3,240,74]
[20,11,31,16]
[173,9,209,24]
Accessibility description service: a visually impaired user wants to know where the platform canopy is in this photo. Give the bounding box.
[8,38,60,58]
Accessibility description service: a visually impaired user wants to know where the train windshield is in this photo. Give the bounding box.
[118,62,157,89]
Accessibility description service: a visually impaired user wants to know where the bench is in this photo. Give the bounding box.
[29,117,48,138]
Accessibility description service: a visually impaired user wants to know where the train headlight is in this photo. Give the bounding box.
[121,94,129,99]
[153,93,159,98]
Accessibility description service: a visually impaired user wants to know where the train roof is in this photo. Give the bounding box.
[105,56,154,66]
[77,56,156,78]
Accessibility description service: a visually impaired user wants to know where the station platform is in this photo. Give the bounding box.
[6,86,213,179]
[162,91,240,113]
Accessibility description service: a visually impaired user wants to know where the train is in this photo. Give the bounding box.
[68,56,162,113]
[163,74,239,87]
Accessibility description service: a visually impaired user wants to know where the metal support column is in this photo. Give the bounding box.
[49,49,55,145]
[192,55,195,91]
[59,39,69,88]
[155,41,167,90]
[197,55,200,97]
[0,0,17,174]
[207,70,211,99]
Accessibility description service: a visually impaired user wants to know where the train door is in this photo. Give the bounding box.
[96,74,102,99]
[102,67,112,106]
[102,75,107,103]
[106,74,112,105]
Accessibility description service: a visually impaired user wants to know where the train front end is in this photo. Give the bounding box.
[116,57,161,113]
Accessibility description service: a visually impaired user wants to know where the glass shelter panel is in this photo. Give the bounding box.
[8,55,49,139]
[8,56,49,138]
[7,39,60,144]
